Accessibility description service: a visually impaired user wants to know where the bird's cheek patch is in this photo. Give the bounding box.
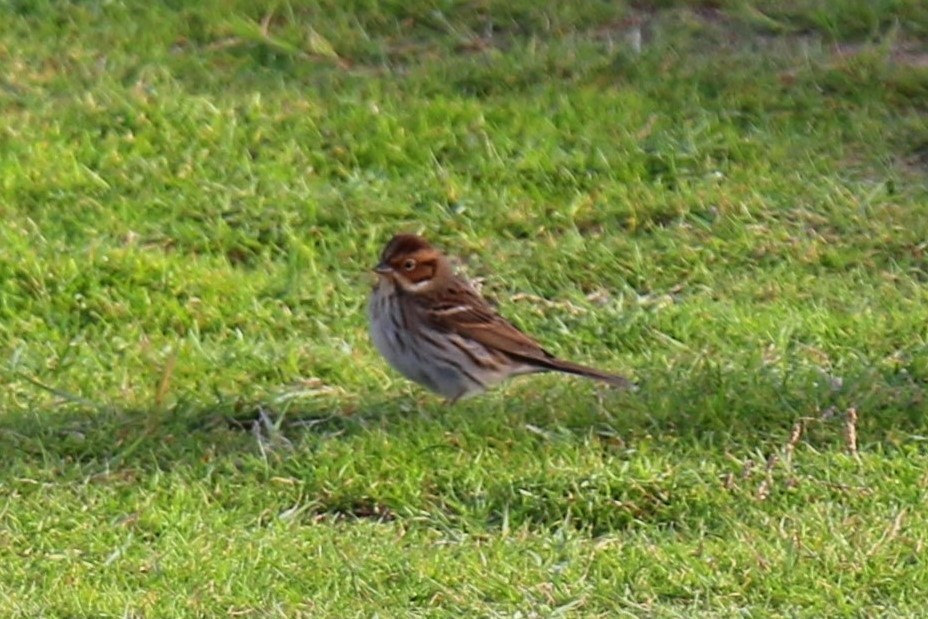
[408,263,435,283]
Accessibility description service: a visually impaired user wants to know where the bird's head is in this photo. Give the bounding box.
[373,234,451,293]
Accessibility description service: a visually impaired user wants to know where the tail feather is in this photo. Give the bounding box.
[533,355,635,390]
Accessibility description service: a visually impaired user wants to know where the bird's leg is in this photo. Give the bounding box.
[444,388,468,406]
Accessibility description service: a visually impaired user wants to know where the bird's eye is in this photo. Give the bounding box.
[403,259,416,271]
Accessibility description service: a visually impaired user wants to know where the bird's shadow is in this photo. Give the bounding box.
[2,362,923,477]
[2,363,924,534]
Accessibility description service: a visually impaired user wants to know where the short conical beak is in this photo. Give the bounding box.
[373,262,392,274]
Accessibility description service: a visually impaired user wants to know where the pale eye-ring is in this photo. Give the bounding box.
[403,259,416,271]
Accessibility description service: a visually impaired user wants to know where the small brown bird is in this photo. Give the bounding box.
[368,234,633,402]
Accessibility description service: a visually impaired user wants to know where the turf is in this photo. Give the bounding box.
[1,0,928,616]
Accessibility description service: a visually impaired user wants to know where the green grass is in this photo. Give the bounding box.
[2,0,928,615]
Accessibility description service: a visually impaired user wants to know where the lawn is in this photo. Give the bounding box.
[1,0,928,616]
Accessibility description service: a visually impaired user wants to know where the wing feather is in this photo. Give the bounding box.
[421,282,555,364]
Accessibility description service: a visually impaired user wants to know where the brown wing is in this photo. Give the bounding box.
[420,279,634,389]
[421,280,556,365]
